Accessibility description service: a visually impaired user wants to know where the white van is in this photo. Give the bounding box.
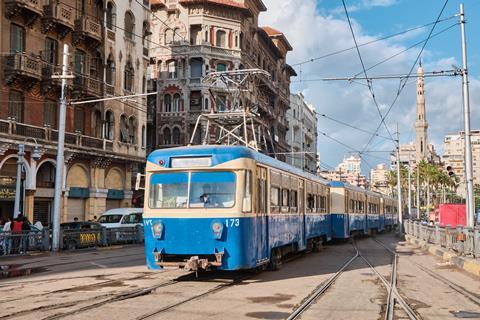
[97,208,143,229]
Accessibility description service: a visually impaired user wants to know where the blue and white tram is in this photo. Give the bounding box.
[382,195,398,230]
[143,146,331,271]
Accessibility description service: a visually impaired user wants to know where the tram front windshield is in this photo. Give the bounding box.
[149,171,236,209]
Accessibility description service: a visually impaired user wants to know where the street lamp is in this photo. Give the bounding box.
[13,138,41,219]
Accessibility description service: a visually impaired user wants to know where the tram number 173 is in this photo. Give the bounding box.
[226,219,240,228]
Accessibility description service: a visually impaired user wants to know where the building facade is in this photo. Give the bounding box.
[393,63,440,169]
[319,154,367,188]
[286,92,318,173]
[147,0,295,158]
[370,163,389,194]
[442,130,480,197]
[0,0,148,225]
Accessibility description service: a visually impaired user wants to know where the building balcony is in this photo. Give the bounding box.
[42,2,75,37]
[170,44,242,60]
[4,53,42,87]
[73,76,103,98]
[106,29,115,42]
[73,16,102,47]
[5,0,43,24]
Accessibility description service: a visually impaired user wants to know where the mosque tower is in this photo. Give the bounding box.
[415,61,428,163]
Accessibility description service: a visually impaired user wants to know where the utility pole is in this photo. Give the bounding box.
[460,4,475,228]
[51,44,73,251]
[13,145,25,218]
[416,166,420,219]
[396,124,403,231]
[408,166,412,219]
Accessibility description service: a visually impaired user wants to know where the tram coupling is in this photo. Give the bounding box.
[154,252,224,271]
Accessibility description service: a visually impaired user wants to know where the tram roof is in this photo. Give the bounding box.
[148,145,329,184]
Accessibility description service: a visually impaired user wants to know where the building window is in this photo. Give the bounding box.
[172,127,181,145]
[163,127,171,145]
[141,125,146,148]
[44,100,57,128]
[8,90,24,122]
[164,94,172,112]
[74,107,84,133]
[105,111,114,140]
[125,11,135,41]
[93,110,102,138]
[120,115,129,143]
[204,98,209,111]
[106,2,116,30]
[74,49,86,87]
[217,95,226,112]
[165,29,174,44]
[167,60,177,79]
[216,63,227,72]
[44,38,58,64]
[128,116,136,144]
[215,30,226,47]
[190,58,203,78]
[106,55,115,85]
[10,24,25,53]
[90,52,102,79]
[124,60,134,92]
[142,20,150,46]
[173,94,181,112]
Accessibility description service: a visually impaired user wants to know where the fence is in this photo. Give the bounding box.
[405,220,480,259]
[0,226,144,257]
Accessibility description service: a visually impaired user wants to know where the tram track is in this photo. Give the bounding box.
[286,238,421,320]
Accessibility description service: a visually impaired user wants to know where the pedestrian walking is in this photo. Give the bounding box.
[1,218,12,255]
[21,215,31,254]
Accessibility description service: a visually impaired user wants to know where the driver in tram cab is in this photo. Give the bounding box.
[200,184,217,208]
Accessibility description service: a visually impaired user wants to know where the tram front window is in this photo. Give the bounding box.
[149,172,189,208]
[189,172,236,208]
[149,171,236,209]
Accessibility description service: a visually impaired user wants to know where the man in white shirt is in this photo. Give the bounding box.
[2,217,12,255]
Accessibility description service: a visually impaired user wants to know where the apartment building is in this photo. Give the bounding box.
[0,0,148,224]
[147,0,296,158]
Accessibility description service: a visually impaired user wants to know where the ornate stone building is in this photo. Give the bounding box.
[147,0,295,158]
[0,0,148,224]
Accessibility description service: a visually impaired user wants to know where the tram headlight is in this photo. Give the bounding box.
[212,221,224,240]
[152,222,164,238]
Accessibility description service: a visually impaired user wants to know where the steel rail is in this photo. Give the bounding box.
[286,247,360,320]
[369,239,420,320]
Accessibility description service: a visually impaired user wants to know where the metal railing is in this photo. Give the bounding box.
[405,220,480,258]
[0,226,144,256]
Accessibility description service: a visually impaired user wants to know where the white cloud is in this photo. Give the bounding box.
[328,0,399,15]
[259,0,480,173]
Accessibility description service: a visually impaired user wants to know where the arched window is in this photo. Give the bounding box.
[164,94,172,112]
[120,114,128,143]
[173,93,180,112]
[124,60,134,92]
[94,0,103,20]
[90,51,103,79]
[106,55,115,85]
[172,127,181,145]
[163,127,171,145]
[105,111,114,140]
[128,117,136,144]
[216,30,226,47]
[125,11,135,40]
[106,2,116,30]
[165,29,174,44]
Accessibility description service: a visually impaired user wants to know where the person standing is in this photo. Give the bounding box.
[1,218,12,255]
[11,215,23,254]
[21,215,31,254]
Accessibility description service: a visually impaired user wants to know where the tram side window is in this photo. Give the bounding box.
[290,190,298,213]
[270,186,280,213]
[350,199,355,213]
[307,194,315,213]
[281,189,289,213]
[257,177,267,214]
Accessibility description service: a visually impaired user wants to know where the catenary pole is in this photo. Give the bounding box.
[13,145,25,218]
[52,44,70,251]
[460,4,475,228]
[408,166,412,219]
[396,124,403,232]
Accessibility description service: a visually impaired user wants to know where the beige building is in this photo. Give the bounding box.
[0,0,147,225]
[393,63,440,169]
[286,92,318,173]
[319,154,367,188]
[442,130,480,197]
[147,0,295,159]
[370,163,389,194]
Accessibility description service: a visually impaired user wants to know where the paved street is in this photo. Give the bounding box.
[0,234,479,320]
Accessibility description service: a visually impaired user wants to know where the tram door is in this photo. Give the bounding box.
[256,167,268,261]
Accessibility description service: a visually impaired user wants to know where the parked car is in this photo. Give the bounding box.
[97,208,143,229]
[61,221,102,250]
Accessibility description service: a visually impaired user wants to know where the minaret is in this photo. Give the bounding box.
[415,61,428,163]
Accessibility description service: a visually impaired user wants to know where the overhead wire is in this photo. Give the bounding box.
[358,0,451,156]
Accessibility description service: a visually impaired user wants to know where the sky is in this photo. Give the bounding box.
[259,0,480,175]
